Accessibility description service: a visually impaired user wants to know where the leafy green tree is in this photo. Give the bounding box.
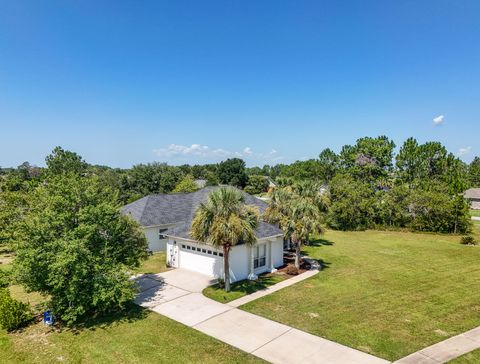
[407,185,471,234]
[172,175,199,193]
[45,146,88,176]
[217,158,248,187]
[327,174,377,230]
[1,162,42,192]
[280,159,321,181]
[244,175,269,195]
[190,187,259,292]
[13,175,148,325]
[0,190,30,248]
[265,182,327,268]
[318,148,340,183]
[340,136,395,183]
[122,162,182,201]
[469,157,480,187]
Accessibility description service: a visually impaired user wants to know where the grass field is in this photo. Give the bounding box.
[470,210,480,217]
[203,272,288,303]
[450,348,480,363]
[133,252,169,275]
[241,230,480,361]
[0,307,263,364]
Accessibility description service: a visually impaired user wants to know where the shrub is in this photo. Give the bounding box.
[286,265,299,275]
[0,269,11,288]
[460,235,477,245]
[0,288,33,331]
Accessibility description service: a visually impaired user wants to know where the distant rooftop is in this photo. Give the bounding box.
[465,188,480,199]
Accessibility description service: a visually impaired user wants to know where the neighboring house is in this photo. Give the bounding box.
[122,187,284,282]
[194,179,207,188]
[465,188,480,210]
[266,177,277,189]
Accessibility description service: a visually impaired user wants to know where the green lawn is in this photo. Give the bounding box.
[133,252,169,275]
[0,307,263,364]
[449,348,480,363]
[241,230,480,361]
[470,210,480,217]
[203,272,289,303]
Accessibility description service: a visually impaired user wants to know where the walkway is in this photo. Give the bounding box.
[394,327,480,364]
[134,269,389,364]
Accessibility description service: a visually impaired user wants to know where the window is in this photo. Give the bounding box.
[186,245,190,250]
[159,228,168,239]
[253,245,266,269]
[213,252,218,256]
[202,249,206,253]
[197,247,201,252]
[182,244,186,249]
[207,250,212,255]
[219,252,224,257]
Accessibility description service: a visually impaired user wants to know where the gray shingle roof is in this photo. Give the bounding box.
[121,187,283,240]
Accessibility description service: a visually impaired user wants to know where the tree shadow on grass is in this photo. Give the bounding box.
[61,303,148,334]
[308,238,335,247]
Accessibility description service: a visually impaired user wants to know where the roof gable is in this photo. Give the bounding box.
[121,187,283,239]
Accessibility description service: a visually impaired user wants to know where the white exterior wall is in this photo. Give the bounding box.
[166,235,284,283]
[143,224,177,252]
[229,244,249,282]
[271,237,284,268]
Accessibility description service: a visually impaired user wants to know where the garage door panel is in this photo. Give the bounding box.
[179,249,223,278]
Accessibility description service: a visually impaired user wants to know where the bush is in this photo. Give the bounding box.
[0,269,11,288]
[0,288,33,331]
[460,235,477,245]
[286,265,299,275]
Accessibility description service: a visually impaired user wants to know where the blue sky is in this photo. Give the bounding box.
[0,1,479,168]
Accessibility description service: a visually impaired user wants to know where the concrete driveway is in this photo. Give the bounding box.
[134,269,389,364]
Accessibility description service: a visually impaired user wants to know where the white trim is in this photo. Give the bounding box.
[257,234,283,241]
[165,233,283,245]
[164,234,199,243]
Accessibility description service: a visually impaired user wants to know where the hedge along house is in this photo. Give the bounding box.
[122,187,284,282]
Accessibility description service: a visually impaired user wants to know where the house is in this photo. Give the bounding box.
[122,187,284,282]
[465,188,480,210]
[194,179,207,188]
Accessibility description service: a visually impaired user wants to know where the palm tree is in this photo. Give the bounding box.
[191,187,259,292]
[265,182,327,269]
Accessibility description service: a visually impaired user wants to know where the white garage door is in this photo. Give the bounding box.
[178,245,223,277]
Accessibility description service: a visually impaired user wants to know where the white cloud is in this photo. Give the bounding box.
[153,144,283,163]
[243,147,253,155]
[433,115,445,126]
[458,146,472,156]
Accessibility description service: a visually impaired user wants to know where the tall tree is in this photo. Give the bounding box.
[217,158,248,187]
[318,148,340,183]
[340,136,396,183]
[45,146,88,176]
[13,175,148,325]
[469,157,480,187]
[190,187,259,292]
[265,182,327,268]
